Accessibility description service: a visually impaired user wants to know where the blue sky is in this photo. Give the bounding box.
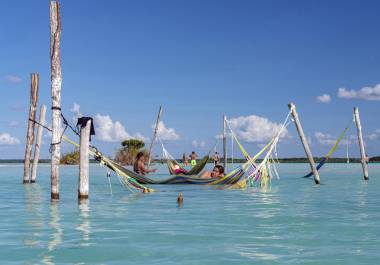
[1,0,380,159]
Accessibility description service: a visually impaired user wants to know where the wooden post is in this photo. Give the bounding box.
[31,104,46,183]
[223,115,227,169]
[288,103,321,184]
[147,105,163,167]
[23,73,39,184]
[50,1,62,200]
[78,119,91,199]
[354,107,369,180]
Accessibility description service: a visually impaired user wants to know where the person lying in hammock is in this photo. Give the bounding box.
[133,152,157,175]
[173,164,188,175]
[200,165,225,179]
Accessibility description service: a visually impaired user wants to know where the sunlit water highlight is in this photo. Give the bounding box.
[0,163,379,264]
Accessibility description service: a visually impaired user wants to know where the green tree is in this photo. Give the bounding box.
[60,149,80,165]
[115,139,147,165]
[122,139,145,149]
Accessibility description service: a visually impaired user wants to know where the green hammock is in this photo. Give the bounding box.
[109,158,253,185]
[62,136,152,192]
[166,155,209,175]
[110,160,222,184]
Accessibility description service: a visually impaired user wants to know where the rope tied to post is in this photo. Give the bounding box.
[50,106,80,152]
[30,107,95,153]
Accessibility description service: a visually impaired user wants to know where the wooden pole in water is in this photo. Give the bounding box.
[23,73,39,184]
[31,104,46,183]
[288,103,320,184]
[78,119,91,200]
[147,105,163,167]
[353,107,369,180]
[223,115,227,169]
[50,0,62,200]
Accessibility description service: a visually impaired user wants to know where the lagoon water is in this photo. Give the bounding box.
[0,163,379,264]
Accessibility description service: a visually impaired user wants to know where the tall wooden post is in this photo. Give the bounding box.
[147,105,162,167]
[23,73,39,184]
[50,1,62,200]
[223,115,227,169]
[31,104,46,183]
[354,107,369,180]
[78,120,91,199]
[288,103,320,184]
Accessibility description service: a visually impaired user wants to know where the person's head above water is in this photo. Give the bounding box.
[136,152,145,161]
[211,165,224,177]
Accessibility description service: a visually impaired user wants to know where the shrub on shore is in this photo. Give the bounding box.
[60,149,80,165]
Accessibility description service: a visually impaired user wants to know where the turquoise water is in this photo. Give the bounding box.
[0,163,379,264]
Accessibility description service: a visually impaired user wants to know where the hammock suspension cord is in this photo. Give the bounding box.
[234,110,292,189]
[303,117,354,178]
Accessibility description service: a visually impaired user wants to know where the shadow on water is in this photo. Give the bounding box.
[23,184,44,248]
[76,200,91,246]
[41,201,63,265]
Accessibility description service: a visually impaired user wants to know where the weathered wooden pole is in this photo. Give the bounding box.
[223,115,227,169]
[31,104,47,183]
[78,119,91,200]
[23,73,39,184]
[147,105,163,167]
[50,0,62,200]
[353,107,369,180]
[288,103,320,184]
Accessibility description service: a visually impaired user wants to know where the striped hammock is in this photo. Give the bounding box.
[162,146,209,176]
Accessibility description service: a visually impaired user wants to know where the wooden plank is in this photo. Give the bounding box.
[288,103,320,184]
[31,104,46,183]
[223,115,227,170]
[354,107,369,180]
[78,119,91,199]
[23,73,39,184]
[50,1,62,200]
[147,106,163,167]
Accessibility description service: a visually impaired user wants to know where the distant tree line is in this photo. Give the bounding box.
[2,155,380,164]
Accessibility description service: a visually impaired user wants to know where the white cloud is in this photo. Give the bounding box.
[338,84,380,100]
[157,121,180,141]
[316,94,331,103]
[70,103,82,123]
[95,114,131,142]
[94,114,146,142]
[134,133,148,142]
[315,132,351,146]
[367,133,378,140]
[366,129,380,141]
[215,133,225,140]
[5,75,22,84]
[9,121,20,127]
[315,132,336,146]
[226,115,290,143]
[11,103,25,111]
[192,140,206,148]
[349,134,356,140]
[0,133,20,145]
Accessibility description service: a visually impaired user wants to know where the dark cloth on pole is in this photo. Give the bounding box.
[76,117,95,141]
